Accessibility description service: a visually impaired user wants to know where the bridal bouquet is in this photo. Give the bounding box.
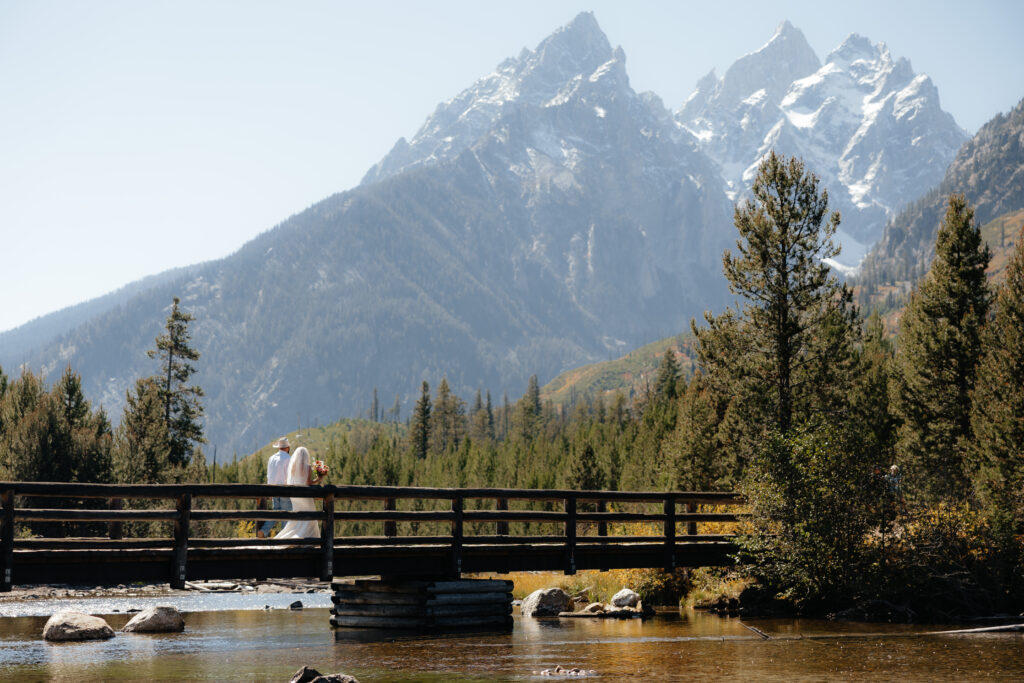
[312,459,330,479]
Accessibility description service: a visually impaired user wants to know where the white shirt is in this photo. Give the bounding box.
[266,449,291,486]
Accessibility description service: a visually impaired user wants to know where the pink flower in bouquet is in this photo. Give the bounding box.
[312,459,329,479]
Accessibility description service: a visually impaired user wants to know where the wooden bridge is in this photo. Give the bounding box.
[0,482,742,591]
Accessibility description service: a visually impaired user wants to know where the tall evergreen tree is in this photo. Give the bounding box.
[409,380,431,459]
[972,228,1024,526]
[654,348,681,401]
[659,371,729,490]
[430,378,466,453]
[694,151,859,468]
[147,297,205,470]
[114,378,172,483]
[516,375,543,440]
[371,388,380,422]
[850,310,897,458]
[390,394,401,423]
[891,195,991,501]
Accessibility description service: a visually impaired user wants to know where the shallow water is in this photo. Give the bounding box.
[1,602,1022,681]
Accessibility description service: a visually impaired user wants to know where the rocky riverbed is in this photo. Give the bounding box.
[0,578,328,604]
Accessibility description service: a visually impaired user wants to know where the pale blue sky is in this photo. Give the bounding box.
[1,1,1021,334]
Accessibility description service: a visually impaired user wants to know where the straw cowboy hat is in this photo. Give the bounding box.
[272,436,291,450]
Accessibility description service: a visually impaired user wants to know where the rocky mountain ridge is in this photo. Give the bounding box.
[677,21,967,270]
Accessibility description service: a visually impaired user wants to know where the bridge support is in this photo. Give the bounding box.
[1,490,13,592]
[331,577,513,632]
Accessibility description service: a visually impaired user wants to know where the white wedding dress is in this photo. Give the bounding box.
[275,468,320,539]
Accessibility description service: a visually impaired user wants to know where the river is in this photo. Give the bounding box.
[1,595,1022,681]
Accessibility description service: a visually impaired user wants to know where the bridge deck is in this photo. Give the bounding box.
[1,482,742,589]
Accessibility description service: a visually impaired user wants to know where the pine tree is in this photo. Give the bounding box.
[114,378,172,483]
[567,443,605,492]
[659,371,728,490]
[147,297,205,470]
[693,151,859,467]
[516,375,543,441]
[654,348,681,401]
[409,381,431,459]
[972,227,1024,527]
[390,394,401,423]
[850,310,897,457]
[371,388,380,422]
[892,195,991,501]
[430,378,466,453]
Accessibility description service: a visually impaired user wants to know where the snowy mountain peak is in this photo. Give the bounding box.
[362,12,617,185]
[675,22,967,267]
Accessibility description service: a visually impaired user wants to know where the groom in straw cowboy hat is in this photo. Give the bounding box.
[258,436,293,538]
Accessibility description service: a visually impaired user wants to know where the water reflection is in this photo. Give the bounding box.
[0,606,1021,681]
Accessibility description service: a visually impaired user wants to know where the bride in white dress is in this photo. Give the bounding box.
[275,446,323,539]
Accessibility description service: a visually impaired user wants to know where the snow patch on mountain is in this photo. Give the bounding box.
[676,23,967,271]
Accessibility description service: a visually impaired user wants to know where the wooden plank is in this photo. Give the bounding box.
[332,592,424,606]
[171,493,190,589]
[15,509,178,522]
[451,496,463,577]
[190,510,323,521]
[1,489,13,592]
[664,496,676,573]
[564,495,576,576]
[1,481,743,506]
[687,502,698,535]
[496,498,509,536]
[331,579,429,593]
[321,492,335,581]
[108,498,123,540]
[332,603,425,618]
[425,579,513,593]
[426,592,511,605]
[16,538,174,550]
[383,498,397,537]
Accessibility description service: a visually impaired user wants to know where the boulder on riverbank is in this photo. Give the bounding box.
[42,611,115,641]
[521,588,571,617]
[289,665,359,682]
[122,605,185,633]
[610,588,639,608]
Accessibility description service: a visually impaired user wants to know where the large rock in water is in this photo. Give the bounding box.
[521,588,571,617]
[289,666,360,683]
[122,605,185,633]
[42,611,115,641]
[610,588,640,608]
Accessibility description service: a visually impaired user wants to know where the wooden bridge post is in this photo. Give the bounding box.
[384,497,397,537]
[451,495,463,577]
[597,499,607,538]
[687,501,698,536]
[171,493,191,589]
[321,492,335,581]
[564,495,577,575]
[496,497,509,536]
[108,498,123,540]
[664,495,677,573]
[1,489,14,592]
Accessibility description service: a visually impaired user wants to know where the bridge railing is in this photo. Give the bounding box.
[0,482,743,591]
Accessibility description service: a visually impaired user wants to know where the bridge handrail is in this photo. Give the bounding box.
[0,481,742,504]
[0,481,744,591]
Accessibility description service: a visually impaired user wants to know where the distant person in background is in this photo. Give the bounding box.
[258,436,292,538]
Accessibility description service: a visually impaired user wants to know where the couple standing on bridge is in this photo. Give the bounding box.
[257,437,327,539]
